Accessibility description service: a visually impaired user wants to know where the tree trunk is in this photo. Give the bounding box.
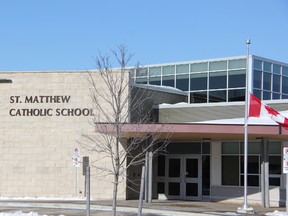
[112,173,119,216]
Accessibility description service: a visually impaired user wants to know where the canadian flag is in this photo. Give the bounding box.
[249,93,288,130]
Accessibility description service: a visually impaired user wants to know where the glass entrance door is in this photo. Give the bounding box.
[166,155,202,200]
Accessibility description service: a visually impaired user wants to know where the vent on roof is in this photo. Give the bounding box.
[0,79,12,83]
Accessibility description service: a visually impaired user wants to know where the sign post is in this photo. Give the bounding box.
[283,147,288,212]
[72,147,80,196]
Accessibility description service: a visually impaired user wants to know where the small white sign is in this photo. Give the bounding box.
[72,147,80,168]
[283,147,288,173]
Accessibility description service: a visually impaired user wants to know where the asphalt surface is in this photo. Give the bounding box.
[0,199,286,216]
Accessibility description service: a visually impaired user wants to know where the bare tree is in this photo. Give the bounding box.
[81,45,170,216]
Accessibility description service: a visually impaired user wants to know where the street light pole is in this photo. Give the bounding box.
[237,39,254,214]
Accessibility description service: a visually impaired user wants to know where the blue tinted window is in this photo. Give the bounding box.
[283,66,288,76]
[163,65,175,75]
[176,64,189,74]
[209,90,226,102]
[273,64,281,74]
[264,62,272,72]
[229,59,246,69]
[283,76,288,94]
[228,70,245,88]
[263,91,271,100]
[273,74,280,92]
[162,76,175,87]
[176,74,189,91]
[191,73,207,91]
[273,93,280,99]
[191,62,208,72]
[209,71,227,89]
[253,70,262,89]
[263,72,271,90]
[209,61,227,71]
[149,76,161,85]
[149,67,161,76]
[254,59,262,70]
[190,91,207,103]
[228,89,245,102]
[136,68,148,77]
[253,89,261,99]
[136,77,148,84]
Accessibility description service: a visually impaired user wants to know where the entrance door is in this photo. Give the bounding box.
[166,155,202,200]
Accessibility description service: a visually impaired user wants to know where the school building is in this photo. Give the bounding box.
[1,55,288,207]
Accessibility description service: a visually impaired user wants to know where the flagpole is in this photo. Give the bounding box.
[237,39,254,214]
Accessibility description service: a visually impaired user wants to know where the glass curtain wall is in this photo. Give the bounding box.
[221,141,281,187]
[253,58,288,100]
[132,56,288,103]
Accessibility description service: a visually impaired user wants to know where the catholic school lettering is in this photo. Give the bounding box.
[9,95,93,117]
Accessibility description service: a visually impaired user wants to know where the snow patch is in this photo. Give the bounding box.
[266,211,288,216]
[0,212,38,216]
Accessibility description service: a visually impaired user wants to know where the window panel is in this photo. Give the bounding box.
[273,93,280,99]
[222,156,239,186]
[222,142,239,154]
[273,64,281,74]
[157,182,165,193]
[273,74,280,92]
[268,141,281,154]
[149,76,161,85]
[240,141,261,154]
[263,91,271,100]
[247,156,260,174]
[190,91,207,103]
[283,76,288,94]
[162,75,175,87]
[209,90,226,102]
[167,142,201,154]
[209,60,227,71]
[253,70,262,89]
[176,64,189,74]
[228,70,246,88]
[263,72,271,90]
[191,62,208,72]
[163,65,175,75]
[158,156,165,177]
[176,74,189,91]
[254,59,262,70]
[264,62,272,72]
[149,66,161,76]
[228,89,245,102]
[229,59,246,69]
[209,71,227,89]
[241,175,259,187]
[253,89,261,99]
[283,66,288,76]
[202,142,210,154]
[202,156,210,195]
[190,73,207,90]
[136,77,148,84]
[136,68,148,77]
[269,177,280,186]
[269,156,281,174]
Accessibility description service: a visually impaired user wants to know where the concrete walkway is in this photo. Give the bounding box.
[0,199,286,216]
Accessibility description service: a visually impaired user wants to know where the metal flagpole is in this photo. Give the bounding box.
[237,39,254,214]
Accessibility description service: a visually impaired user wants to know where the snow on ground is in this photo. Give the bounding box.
[0,213,65,216]
[266,211,288,216]
[0,212,38,216]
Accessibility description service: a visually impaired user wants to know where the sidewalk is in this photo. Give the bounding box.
[0,199,286,216]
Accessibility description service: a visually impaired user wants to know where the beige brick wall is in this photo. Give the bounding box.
[0,71,127,200]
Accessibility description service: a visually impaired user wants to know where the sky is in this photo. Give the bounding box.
[0,0,287,71]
